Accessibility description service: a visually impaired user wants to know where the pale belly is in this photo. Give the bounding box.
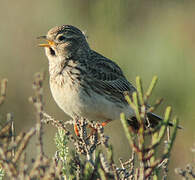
[50,77,134,122]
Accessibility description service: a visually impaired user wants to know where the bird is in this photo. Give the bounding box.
[38,25,165,132]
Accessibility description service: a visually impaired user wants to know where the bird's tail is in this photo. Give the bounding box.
[127,112,182,130]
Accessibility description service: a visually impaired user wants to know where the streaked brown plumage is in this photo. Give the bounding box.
[38,25,164,130]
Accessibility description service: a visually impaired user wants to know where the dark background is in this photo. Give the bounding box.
[1,1,195,179]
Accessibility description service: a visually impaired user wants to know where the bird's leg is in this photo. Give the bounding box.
[88,119,112,136]
[73,117,80,136]
[74,124,80,136]
[101,119,112,127]
[74,118,112,137]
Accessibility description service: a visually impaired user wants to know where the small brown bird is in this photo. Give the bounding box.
[38,25,164,131]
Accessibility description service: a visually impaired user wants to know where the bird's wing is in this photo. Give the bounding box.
[86,51,136,102]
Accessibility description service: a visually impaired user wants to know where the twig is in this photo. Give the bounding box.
[0,79,8,106]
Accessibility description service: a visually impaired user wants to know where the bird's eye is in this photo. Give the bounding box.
[58,35,66,41]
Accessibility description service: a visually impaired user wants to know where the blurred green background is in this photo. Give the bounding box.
[0,0,195,179]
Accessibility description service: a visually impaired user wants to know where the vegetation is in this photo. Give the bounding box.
[1,73,193,179]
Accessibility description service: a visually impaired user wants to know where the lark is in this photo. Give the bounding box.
[38,25,163,131]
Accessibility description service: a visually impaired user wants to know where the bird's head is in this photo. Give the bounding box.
[38,25,89,61]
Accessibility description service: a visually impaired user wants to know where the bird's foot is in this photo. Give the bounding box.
[74,119,112,137]
[88,119,112,136]
[101,119,112,127]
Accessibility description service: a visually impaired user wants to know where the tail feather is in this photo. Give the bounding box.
[127,112,182,130]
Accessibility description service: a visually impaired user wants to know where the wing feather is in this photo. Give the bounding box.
[86,51,136,101]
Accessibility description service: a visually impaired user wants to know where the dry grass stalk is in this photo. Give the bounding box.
[0,75,181,180]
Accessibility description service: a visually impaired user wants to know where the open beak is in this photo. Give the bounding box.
[37,36,55,47]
